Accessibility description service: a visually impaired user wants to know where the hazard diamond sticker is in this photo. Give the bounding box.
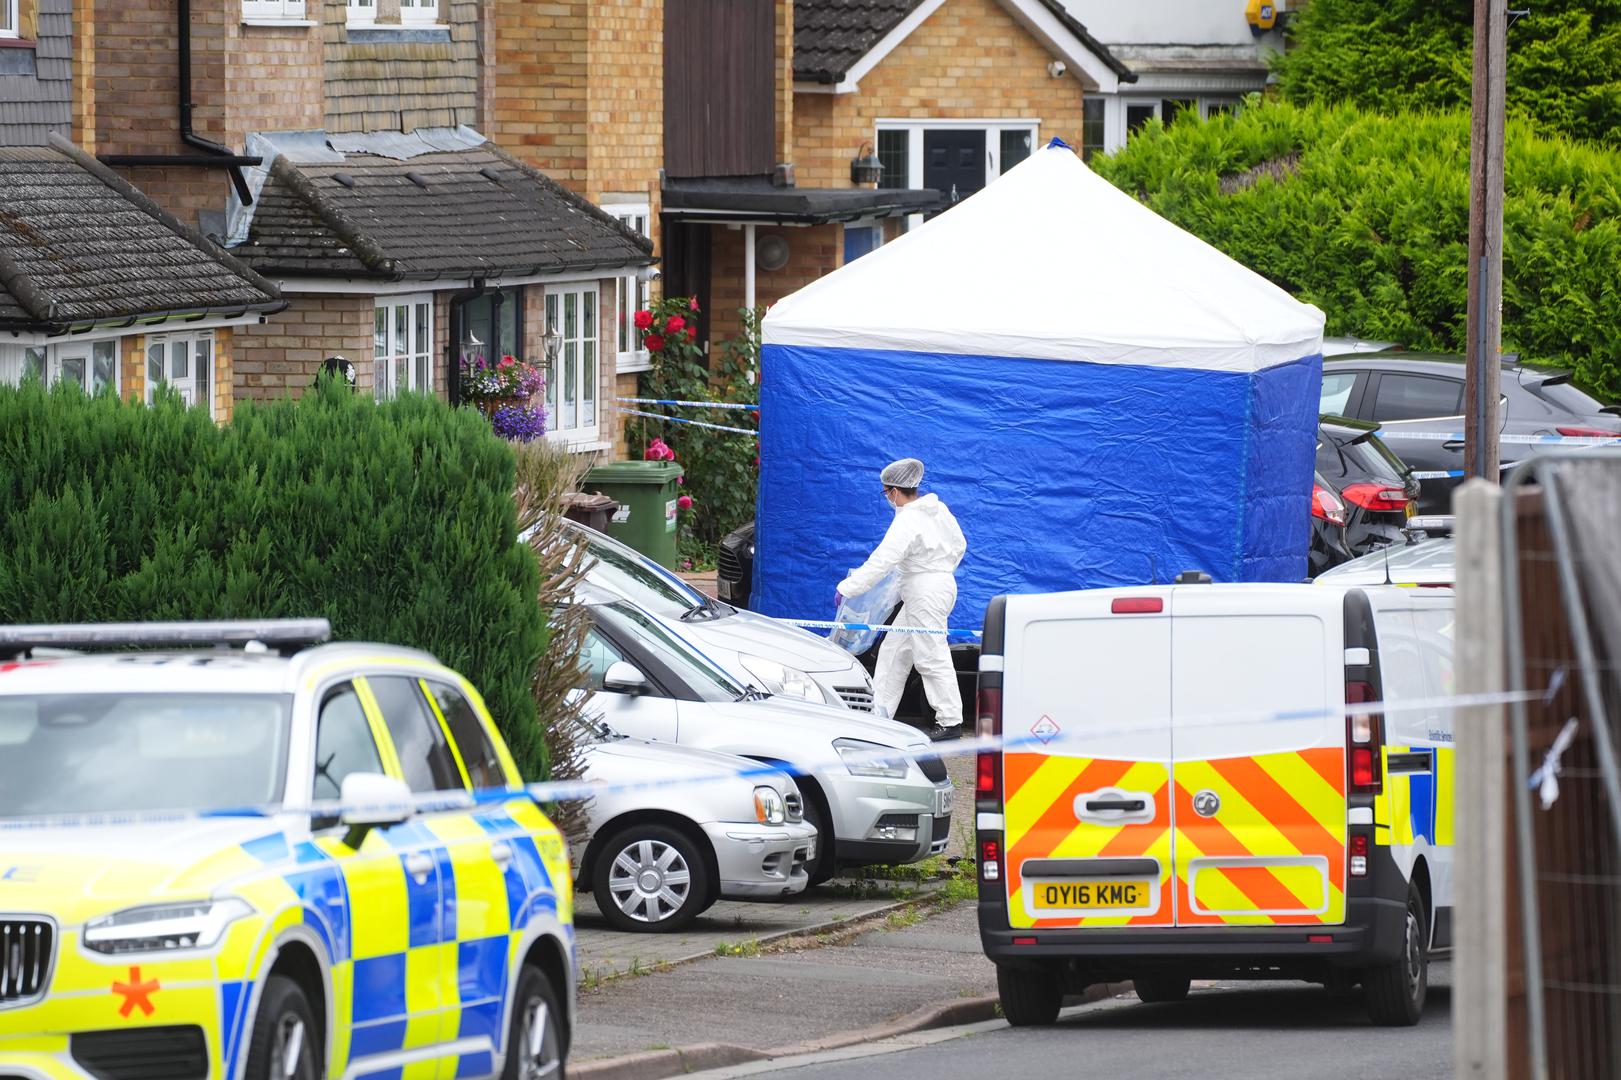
[1030,715,1061,745]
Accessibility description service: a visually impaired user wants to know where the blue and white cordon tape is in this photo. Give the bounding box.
[617,397,759,412]
[616,406,759,437]
[0,680,1560,832]
[1377,431,1621,446]
[786,617,983,642]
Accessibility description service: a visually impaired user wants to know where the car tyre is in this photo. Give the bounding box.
[243,974,320,1080]
[799,787,837,887]
[1133,974,1191,1003]
[997,963,1063,1027]
[593,823,713,932]
[502,964,567,1080]
[1364,884,1427,1026]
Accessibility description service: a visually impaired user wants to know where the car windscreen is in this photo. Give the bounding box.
[578,528,709,618]
[0,693,291,816]
[599,601,747,703]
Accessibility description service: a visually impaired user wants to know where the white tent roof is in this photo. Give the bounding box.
[763,142,1324,373]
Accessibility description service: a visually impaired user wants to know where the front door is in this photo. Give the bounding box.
[923,130,986,212]
[1000,591,1174,929]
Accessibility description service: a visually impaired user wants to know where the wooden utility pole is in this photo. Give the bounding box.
[1465,0,1507,480]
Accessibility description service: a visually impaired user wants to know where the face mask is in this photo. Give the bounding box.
[882,490,897,512]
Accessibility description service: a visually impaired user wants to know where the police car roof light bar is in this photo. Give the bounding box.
[0,619,333,659]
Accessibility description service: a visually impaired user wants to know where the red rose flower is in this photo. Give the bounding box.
[688,297,700,311]
[685,326,697,341]
[645,333,666,351]
[665,315,686,334]
[677,494,693,511]
[633,310,654,330]
[499,354,515,368]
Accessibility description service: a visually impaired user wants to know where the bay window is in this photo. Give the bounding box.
[543,285,599,444]
[1,340,120,396]
[374,295,433,400]
[145,332,215,417]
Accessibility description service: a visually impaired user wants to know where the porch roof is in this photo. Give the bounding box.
[661,175,943,225]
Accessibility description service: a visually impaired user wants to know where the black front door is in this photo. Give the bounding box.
[924,130,987,212]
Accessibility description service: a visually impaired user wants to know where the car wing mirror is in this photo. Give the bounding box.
[337,772,415,848]
[603,661,651,697]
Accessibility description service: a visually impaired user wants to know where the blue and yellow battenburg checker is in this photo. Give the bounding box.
[0,669,572,1080]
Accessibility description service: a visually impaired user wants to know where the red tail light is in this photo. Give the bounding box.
[1349,832,1370,877]
[977,687,1003,801]
[1311,484,1347,527]
[1340,482,1410,513]
[1556,426,1619,438]
[981,838,1002,882]
[1111,597,1164,614]
[1345,679,1383,796]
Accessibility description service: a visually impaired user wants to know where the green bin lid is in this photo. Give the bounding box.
[584,460,685,484]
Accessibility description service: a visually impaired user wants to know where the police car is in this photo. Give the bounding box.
[0,621,574,1080]
[975,582,1454,1028]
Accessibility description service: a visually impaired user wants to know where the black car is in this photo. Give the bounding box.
[716,520,755,609]
[1317,415,1422,555]
[1309,469,1356,576]
[1322,352,1621,513]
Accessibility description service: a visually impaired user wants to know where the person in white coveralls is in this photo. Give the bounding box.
[835,458,968,741]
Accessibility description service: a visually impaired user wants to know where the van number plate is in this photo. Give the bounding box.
[1031,880,1148,910]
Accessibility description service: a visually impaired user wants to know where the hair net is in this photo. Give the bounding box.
[880,458,924,488]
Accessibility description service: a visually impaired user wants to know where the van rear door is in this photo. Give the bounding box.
[1000,590,1174,929]
[1169,587,1348,926]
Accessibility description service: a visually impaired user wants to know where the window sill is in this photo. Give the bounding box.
[616,353,652,375]
[241,18,318,27]
[0,37,37,49]
[548,435,611,454]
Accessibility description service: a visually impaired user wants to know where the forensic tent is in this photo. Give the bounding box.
[754,141,1326,629]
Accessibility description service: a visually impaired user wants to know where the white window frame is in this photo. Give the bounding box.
[875,118,1039,230]
[145,331,216,418]
[242,0,307,23]
[345,0,376,26]
[0,0,18,38]
[374,294,434,401]
[543,284,601,447]
[398,0,441,26]
[605,201,652,374]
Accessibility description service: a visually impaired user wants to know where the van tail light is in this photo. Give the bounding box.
[1311,484,1347,527]
[977,687,1002,802]
[1556,426,1619,439]
[1349,832,1370,877]
[1340,482,1411,513]
[1345,679,1383,796]
[981,839,1002,882]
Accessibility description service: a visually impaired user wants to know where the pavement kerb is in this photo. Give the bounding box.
[572,982,1134,1080]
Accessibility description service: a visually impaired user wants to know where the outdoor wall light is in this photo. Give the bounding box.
[850,142,883,186]
[544,326,563,364]
[1047,59,1067,78]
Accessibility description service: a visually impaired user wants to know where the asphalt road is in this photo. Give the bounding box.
[752,963,1453,1080]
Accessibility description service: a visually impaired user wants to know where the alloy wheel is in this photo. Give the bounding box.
[607,838,692,924]
[270,1016,306,1080]
[518,995,563,1079]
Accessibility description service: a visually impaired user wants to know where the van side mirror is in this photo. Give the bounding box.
[603,661,651,697]
[337,772,414,848]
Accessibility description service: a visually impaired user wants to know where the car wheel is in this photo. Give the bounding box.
[799,788,837,887]
[243,975,320,1080]
[1364,884,1427,1026]
[997,963,1063,1027]
[593,823,712,932]
[502,964,566,1080]
[1133,974,1191,1003]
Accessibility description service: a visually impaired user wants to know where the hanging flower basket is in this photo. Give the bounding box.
[471,394,530,420]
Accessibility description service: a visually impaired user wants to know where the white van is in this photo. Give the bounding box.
[973,582,1454,1027]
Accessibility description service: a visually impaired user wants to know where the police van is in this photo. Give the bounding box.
[974,582,1454,1027]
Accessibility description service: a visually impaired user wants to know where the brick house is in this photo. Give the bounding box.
[75,0,651,451]
[0,5,283,414]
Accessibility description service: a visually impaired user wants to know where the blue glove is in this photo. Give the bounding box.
[834,590,844,609]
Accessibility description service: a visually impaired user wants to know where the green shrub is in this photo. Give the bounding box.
[1091,99,1621,399]
[1271,0,1621,149]
[0,377,552,778]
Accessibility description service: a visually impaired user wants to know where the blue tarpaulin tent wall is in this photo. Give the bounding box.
[756,145,1325,630]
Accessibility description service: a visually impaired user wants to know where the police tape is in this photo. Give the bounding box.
[1375,431,1621,446]
[785,617,983,639]
[0,681,1559,831]
[1410,470,1465,480]
[616,397,760,412]
[616,407,760,437]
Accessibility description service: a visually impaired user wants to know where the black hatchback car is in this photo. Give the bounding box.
[1321,352,1621,513]
[1316,415,1422,556]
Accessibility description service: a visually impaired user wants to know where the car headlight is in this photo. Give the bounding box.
[739,654,824,703]
[83,898,252,955]
[834,738,910,779]
[753,786,786,825]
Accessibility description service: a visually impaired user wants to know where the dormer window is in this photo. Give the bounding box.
[346,0,375,26]
[399,0,439,25]
[242,0,305,22]
[0,0,19,39]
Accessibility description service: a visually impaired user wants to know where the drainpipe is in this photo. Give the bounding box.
[96,0,258,205]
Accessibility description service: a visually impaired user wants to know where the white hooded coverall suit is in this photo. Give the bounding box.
[837,493,968,726]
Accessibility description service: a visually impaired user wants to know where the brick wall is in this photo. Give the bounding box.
[585,0,660,208]
[774,0,792,165]
[707,222,840,346]
[115,327,234,421]
[226,25,325,147]
[233,293,375,401]
[491,0,587,187]
[71,0,95,145]
[791,0,1088,188]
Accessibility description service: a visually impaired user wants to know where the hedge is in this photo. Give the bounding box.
[0,378,552,778]
[1091,100,1621,399]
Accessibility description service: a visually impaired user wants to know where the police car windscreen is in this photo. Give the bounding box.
[0,693,291,816]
